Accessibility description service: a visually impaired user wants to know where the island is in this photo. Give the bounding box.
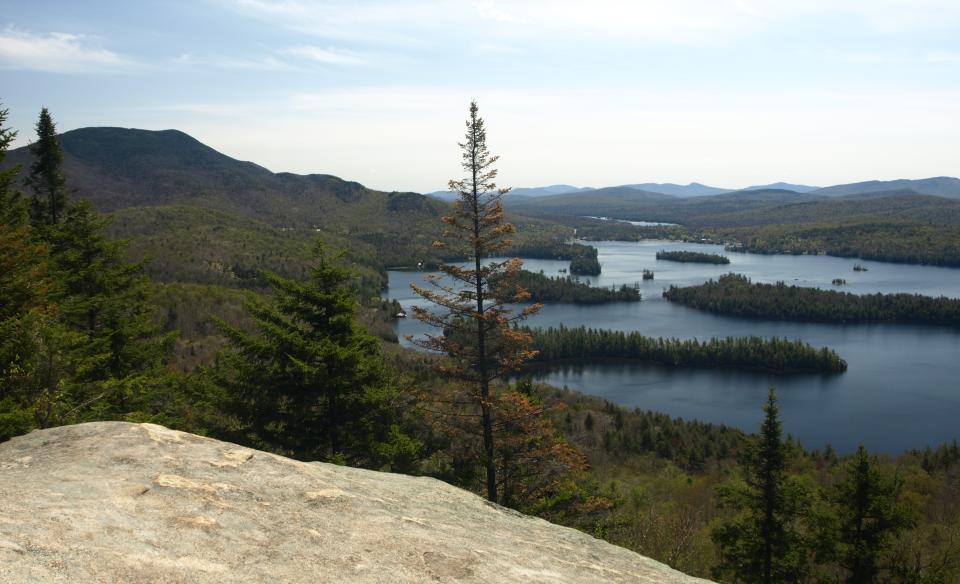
[495,270,639,304]
[663,274,960,327]
[525,325,847,374]
[656,250,730,265]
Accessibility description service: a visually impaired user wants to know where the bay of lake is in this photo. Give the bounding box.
[388,240,960,453]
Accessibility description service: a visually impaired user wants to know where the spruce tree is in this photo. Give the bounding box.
[215,242,415,467]
[409,101,541,503]
[0,102,24,225]
[713,388,813,583]
[47,200,172,414]
[9,106,172,428]
[26,107,69,227]
[831,445,914,583]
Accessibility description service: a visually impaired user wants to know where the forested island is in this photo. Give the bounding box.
[569,255,602,275]
[509,240,602,275]
[495,270,639,304]
[525,325,847,373]
[664,274,960,326]
[656,250,730,264]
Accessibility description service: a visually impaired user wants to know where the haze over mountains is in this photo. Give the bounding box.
[431,178,960,201]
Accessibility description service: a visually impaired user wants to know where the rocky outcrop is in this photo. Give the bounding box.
[0,422,712,583]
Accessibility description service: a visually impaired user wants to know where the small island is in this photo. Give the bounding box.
[570,255,602,275]
[656,250,730,265]
[525,325,847,374]
[642,269,655,280]
[498,270,639,304]
[853,264,869,272]
[664,273,960,327]
[832,278,847,286]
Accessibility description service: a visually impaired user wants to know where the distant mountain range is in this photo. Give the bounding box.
[430,178,960,201]
[427,184,595,200]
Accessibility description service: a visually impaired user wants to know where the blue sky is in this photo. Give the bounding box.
[1,0,958,192]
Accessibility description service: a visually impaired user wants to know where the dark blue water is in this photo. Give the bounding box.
[388,241,960,453]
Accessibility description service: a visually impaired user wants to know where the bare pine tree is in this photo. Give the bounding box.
[410,101,541,503]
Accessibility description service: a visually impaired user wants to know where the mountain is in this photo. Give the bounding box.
[508,186,825,224]
[744,182,818,193]
[620,182,729,197]
[0,422,710,583]
[4,127,446,226]
[427,184,593,200]
[2,127,455,276]
[508,185,675,217]
[812,177,960,199]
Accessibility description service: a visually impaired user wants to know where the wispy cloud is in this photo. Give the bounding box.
[172,52,299,72]
[0,27,132,73]
[283,45,368,65]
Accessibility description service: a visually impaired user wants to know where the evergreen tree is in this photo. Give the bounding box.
[46,200,172,416]
[831,445,915,583]
[0,102,24,225]
[0,103,52,439]
[713,388,813,583]
[409,101,541,502]
[2,105,172,435]
[215,242,416,468]
[26,107,69,227]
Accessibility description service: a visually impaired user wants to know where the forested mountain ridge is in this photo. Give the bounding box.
[812,176,960,198]
[3,126,447,228]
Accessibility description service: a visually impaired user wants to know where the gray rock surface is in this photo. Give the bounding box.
[0,422,712,583]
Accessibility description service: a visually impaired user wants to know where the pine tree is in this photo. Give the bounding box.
[215,241,415,467]
[409,100,541,502]
[26,107,68,227]
[713,388,813,583]
[831,445,915,583]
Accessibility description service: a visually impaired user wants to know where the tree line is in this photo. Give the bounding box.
[664,274,960,326]
[524,325,847,373]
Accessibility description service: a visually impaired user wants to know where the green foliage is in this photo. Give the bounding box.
[569,255,602,275]
[26,107,68,226]
[656,250,730,264]
[665,274,960,326]
[498,270,639,304]
[214,242,415,468]
[526,325,847,373]
[1,106,174,439]
[712,389,815,583]
[825,446,916,583]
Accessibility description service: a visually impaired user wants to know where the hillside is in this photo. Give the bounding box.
[3,127,581,281]
[4,127,447,226]
[509,187,822,224]
[811,177,960,199]
[0,422,710,584]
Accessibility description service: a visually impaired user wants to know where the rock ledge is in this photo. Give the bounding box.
[0,422,711,583]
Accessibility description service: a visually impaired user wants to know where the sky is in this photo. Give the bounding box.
[1,0,958,193]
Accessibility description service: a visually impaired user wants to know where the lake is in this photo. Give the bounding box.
[388,240,960,453]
